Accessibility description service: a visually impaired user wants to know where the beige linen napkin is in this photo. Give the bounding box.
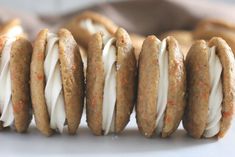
[0,0,234,40]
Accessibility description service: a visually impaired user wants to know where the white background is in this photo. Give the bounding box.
[0,114,234,157]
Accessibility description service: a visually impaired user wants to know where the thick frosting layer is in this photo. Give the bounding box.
[0,38,16,127]
[44,33,66,133]
[203,46,223,138]
[156,39,168,134]
[80,19,111,43]
[102,37,117,135]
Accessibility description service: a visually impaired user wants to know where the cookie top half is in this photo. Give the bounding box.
[86,27,136,135]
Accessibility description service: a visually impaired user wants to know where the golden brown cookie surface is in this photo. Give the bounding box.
[0,34,32,132]
[136,35,186,138]
[136,36,160,137]
[86,28,136,135]
[115,28,137,133]
[160,30,193,58]
[209,37,235,138]
[58,29,85,134]
[183,40,210,138]
[86,33,104,135]
[30,29,53,136]
[31,29,84,136]
[183,37,235,138]
[162,36,186,137]
[10,37,32,133]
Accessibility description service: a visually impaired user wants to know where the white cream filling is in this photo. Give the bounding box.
[156,39,168,134]
[80,19,111,43]
[6,26,23,38]
[79,47,87,77]
[44,33,66,133]
[102,37,117,135]
[0,37,16,127]
[203,46,223,138]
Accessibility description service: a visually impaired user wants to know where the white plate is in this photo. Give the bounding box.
[0,113,234,157]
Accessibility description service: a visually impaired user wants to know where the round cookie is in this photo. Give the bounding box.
[0,32,32,133]
[31,28,85,136]
[160,30,193,58]
[65,11,118,49]
[183,37,235,139]
[86,28,137,135]
[136,35,186,138]
[193,19,235,55]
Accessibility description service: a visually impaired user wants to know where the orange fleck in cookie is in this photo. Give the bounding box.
[86,28,137,135]
[136,35,186,138]
[31,28,85,136]
[0,25,32,133]
[183,37,235,139]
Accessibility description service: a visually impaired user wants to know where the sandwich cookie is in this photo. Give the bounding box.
[65,11,118,49]
[65,11,118,78]
[0,25,32,132]
[86,28,137,135]
[193,19,235,54]
[31,29,85,136]
[136,36,186,138]
[160,30,193,58]
[183,37,235,139]
[0,19,25,37]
